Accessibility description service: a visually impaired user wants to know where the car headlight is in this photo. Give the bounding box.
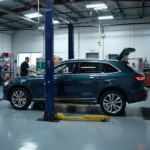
[4,80,10,86]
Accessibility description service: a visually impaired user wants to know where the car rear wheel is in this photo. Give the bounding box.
[100,90,126,116]
[9,88,31,110]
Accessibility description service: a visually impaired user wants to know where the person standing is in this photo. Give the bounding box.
[54,55,58,65]
[20,57,36,76]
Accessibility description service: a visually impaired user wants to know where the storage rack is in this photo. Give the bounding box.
[0,54,14,83]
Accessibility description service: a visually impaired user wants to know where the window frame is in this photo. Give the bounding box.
[17,52,42,67]
[78,62,103,74]
[54,62,79,75]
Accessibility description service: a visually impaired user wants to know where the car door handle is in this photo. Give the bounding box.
[96,77,103,80]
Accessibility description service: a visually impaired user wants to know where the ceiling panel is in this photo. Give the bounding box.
[18,19,36,26]
[0,0,23,9]
[6,22,26,28]
[123,9,140,17]
[54,5,72,13]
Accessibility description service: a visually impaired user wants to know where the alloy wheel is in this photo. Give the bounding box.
[103,94,123,114]
[12,90,27,108]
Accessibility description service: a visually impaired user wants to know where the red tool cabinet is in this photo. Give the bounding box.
[143,68,150,86]
[145,73,150,86]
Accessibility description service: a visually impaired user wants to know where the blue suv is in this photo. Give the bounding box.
[3,48,148,116]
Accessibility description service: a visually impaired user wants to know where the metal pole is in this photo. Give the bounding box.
[44,0,55,121]
[68,23,74,59]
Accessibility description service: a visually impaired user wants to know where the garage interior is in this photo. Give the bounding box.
[0,0,150,150]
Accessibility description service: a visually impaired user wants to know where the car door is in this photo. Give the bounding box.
[32,62,79,102]
[76,62,107,102]
[29,77,45,101]
[54,62,79,101]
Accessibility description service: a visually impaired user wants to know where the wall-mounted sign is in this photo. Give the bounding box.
[90,49,95,52]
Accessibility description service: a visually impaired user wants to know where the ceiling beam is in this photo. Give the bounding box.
[102,0,115,18]
[114,1,125,18]
[83,0,99,17]
[0,4,40,16]
[13,0,44,26]
[0,7,37,24]
[53,6,77,22]
[13,0,31,9]
[62,0,88,18]
[76,16,150,26]
[54,0,106,5]
[0,22,17,30]
[0,17,33,27]
[0,4,41,17]
[69,0,89,17]
[13,0,44,15]
[38,0,76,23]
[59,5,150,15]
[140,0,144,18]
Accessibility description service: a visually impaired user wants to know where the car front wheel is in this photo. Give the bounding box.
[9,88,31,110]
[100,90,126,116]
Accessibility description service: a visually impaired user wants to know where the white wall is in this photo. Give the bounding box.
[12,27,103,61]
[0,32,12,54]
[12,24,150,63]
[12,30,44,60]
[12,29,79,61]
[104,24,150,60]
[79,27,103,59]
[54,28,78,60]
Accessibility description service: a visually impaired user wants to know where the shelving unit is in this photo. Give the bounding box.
[0,54,14,84]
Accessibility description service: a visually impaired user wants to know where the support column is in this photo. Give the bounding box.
[68,23,74,59]
[44,0,55,121]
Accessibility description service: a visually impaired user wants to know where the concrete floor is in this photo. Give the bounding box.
[0,88,150,150]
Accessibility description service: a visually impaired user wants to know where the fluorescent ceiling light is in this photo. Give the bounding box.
[94,6,108,10]
[98,16,114,20]
[38,20,60,30]
[86,3,107,9]
[39,26,45,30]
[53,20,60,24]
[24,13,43,19]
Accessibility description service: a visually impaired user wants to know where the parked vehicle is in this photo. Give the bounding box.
[3,48,148,116]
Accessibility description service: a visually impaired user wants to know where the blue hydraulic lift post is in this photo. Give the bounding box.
[38,0,73,121]
[68,23,74,59]
[44,0,55,121]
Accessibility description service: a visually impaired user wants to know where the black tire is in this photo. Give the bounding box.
[9,88,31,110]
[100,90,126,116]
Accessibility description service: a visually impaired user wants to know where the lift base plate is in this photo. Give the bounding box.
[37,118,60,122]
[37,112,60,122]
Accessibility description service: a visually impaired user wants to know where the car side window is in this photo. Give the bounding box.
[79,62,102,74]
[102,63,119,73]
[54,62,78,74]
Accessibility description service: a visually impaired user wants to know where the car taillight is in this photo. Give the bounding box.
[134,77,145,81]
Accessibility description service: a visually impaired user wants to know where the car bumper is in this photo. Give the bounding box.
[129,87,148,103]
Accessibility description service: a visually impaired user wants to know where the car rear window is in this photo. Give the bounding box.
[102,63,119,73]
[126,64,139,73]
